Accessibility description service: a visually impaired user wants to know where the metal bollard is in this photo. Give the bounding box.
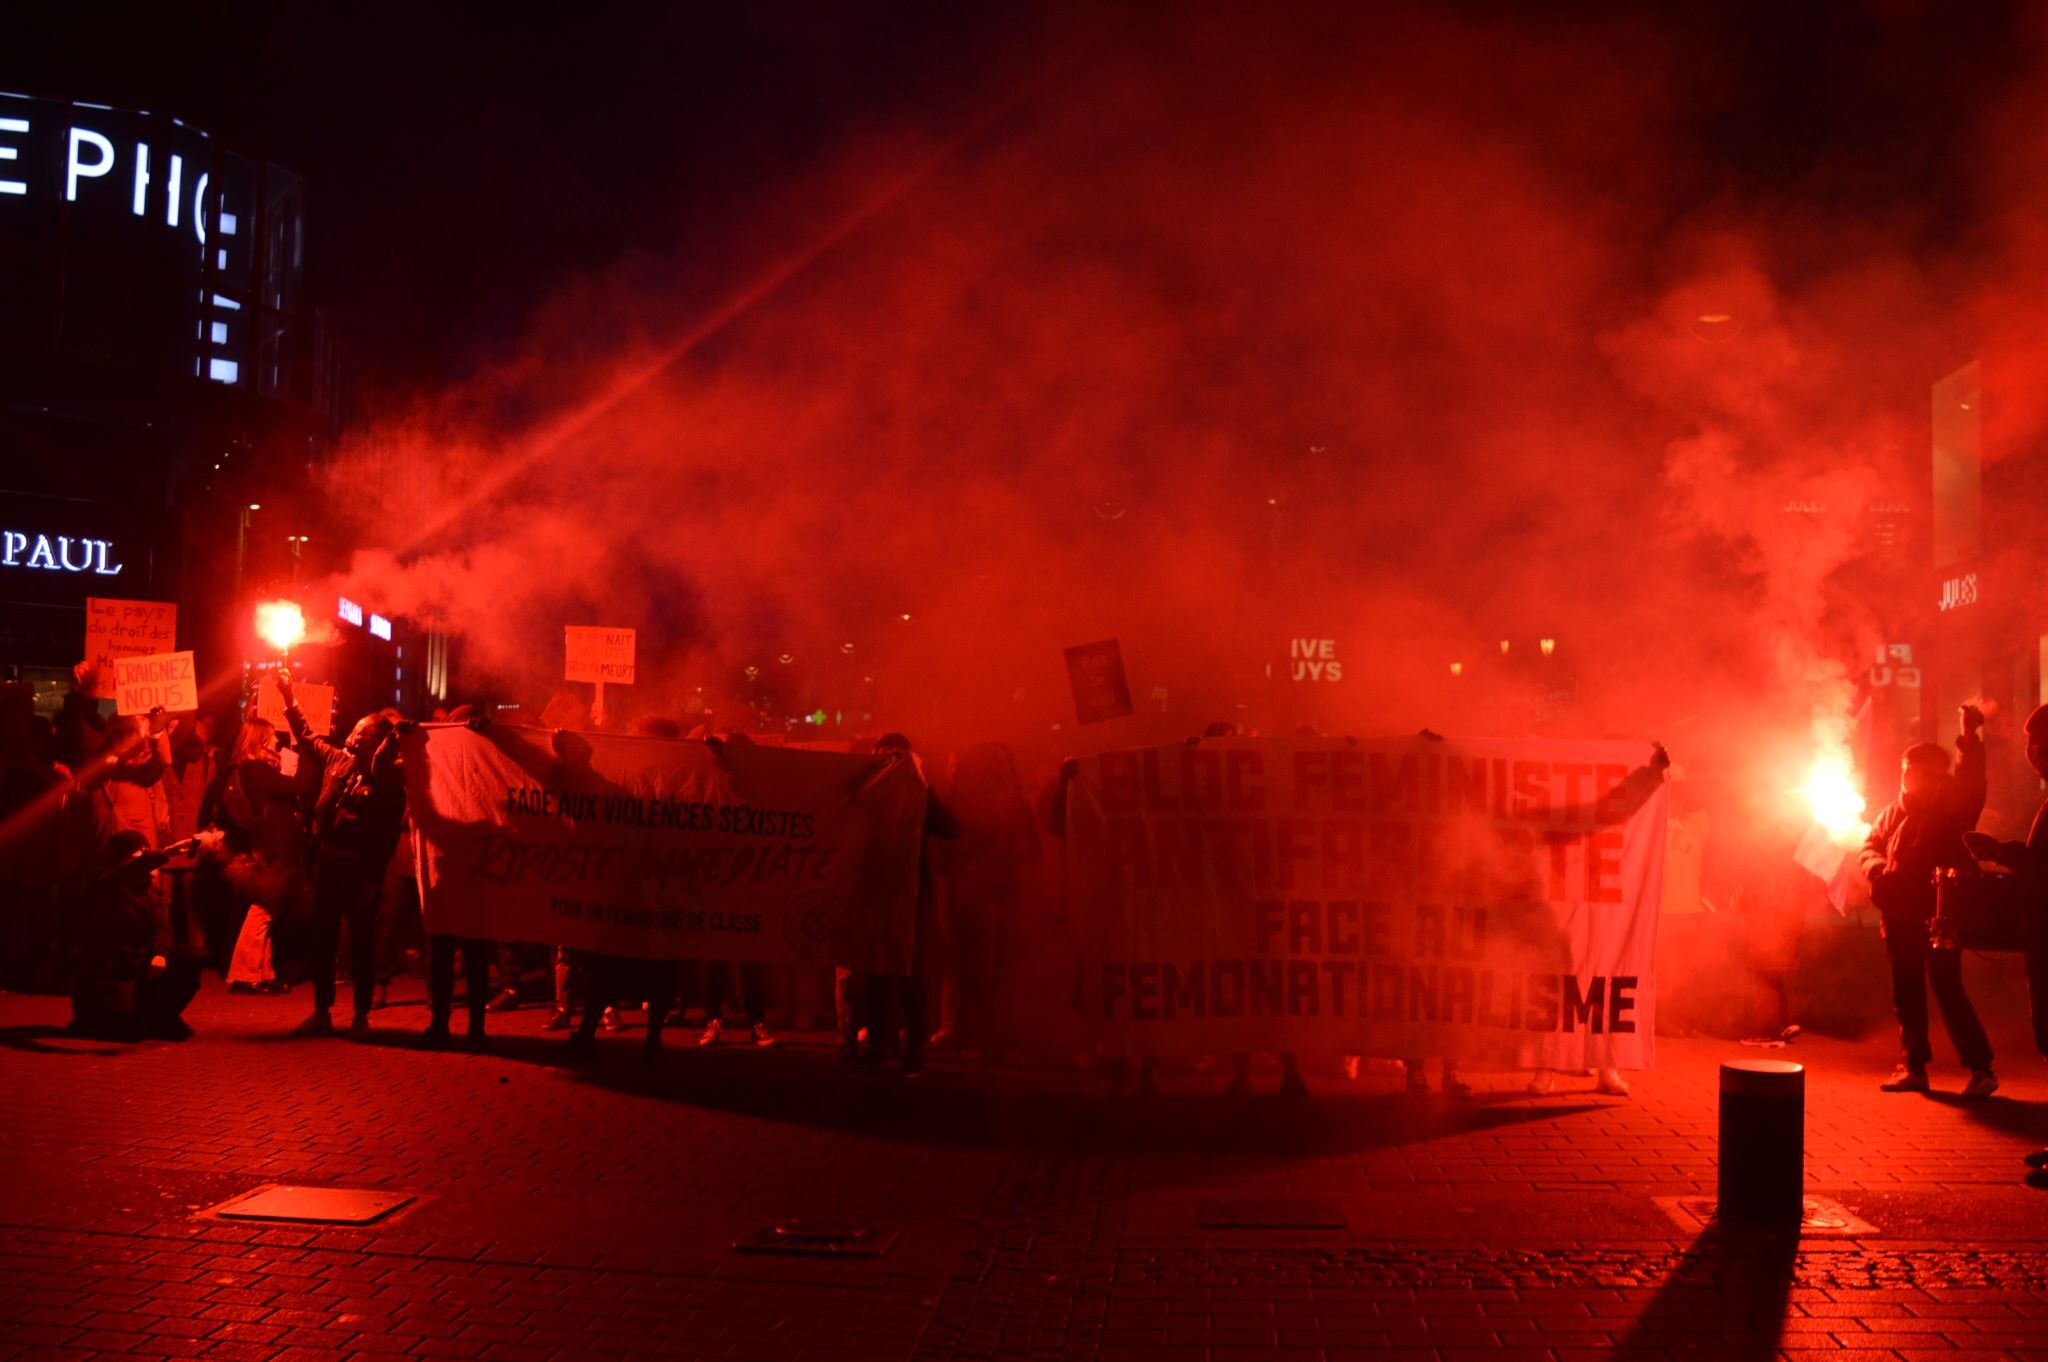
[1718,1059,1804,1224]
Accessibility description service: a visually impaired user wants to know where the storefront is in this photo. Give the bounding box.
[0,86,319,720]
[1919,360,2048,840]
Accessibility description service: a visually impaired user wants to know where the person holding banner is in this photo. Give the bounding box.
[277,667,408,1039]
[861,732,959,1078]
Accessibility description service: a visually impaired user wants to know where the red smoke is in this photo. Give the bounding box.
[307,1,2029,826]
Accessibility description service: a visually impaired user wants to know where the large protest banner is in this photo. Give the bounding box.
[405,724,928,970]
[1065,735,1668,1069]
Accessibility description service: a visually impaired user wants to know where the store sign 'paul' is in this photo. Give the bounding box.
[1,531,122,575]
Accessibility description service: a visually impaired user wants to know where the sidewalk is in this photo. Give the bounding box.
[1,981,2045,1360]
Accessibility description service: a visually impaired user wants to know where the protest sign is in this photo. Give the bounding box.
[253,671,335,734]
[1064,735,1668,1069]
[113,651,197,714]
[85,598,176,698]
[565,626,636,684]
[405,724,928,969]
[537,687,591,732]
[1063,638,1133,725]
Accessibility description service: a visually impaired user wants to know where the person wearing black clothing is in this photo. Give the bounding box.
[423,926,495,1050]
[277,667,407,1038]
[1964,703,2048,1180]
[861,732,959,1077]
[70,831,203,1040]
[215,717,310,992]
[1861,705,1996,1098]
[1965,703,2048,1059]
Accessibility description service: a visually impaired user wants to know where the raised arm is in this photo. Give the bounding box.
[1944,706,1988,833]
[276,666,342,762]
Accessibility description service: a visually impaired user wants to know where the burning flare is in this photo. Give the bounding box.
[254,600,307,653]
[1799,752,1869,845]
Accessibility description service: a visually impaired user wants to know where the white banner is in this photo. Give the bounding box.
[407,724,927,970]
[1066,736,1667,1068]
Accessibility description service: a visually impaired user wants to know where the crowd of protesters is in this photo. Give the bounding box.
[6,659,2047,1149]
[0,664,1056,1079]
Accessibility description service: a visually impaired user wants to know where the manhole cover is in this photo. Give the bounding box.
[1655,1195,1876,1237]
[1197,1198,1347,1229]
[732,1220,896,1257]
[208,1185,416,1225]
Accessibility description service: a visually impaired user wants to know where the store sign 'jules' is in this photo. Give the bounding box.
[1938,571,1979,613]
[2,531,122,575]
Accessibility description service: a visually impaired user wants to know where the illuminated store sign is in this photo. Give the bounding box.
[1938,571,1978,613]
[337,597,363,627]
[0,91,297,391]
[0,94,244,252]
[1,530,121,575]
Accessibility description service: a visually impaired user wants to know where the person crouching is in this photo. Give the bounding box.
[70,832,204,1041]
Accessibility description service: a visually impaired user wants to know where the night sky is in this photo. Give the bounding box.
[3,1,2020,392]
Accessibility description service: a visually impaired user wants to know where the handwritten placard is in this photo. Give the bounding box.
[114,651,197,715]
[85,598,176,698]
[565,626,636,684]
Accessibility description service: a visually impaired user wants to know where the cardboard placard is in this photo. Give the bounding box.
[85,598,177,698]
[565,626,636,684]
[1063,638,1133,725]
[538,687,592,732]
[253,671,336,734]
[114,651,197,715]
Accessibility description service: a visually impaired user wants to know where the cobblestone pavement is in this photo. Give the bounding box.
[3,981,2046,1360]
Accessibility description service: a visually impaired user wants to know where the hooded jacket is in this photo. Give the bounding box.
[1860,731,1985,919]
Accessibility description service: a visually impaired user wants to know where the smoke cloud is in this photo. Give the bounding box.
[307,0,2019,842]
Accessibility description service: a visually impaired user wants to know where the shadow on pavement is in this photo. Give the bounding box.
[1615,1221,1800,1360]
[0,1023,125,1056]
[336,1024,1607,1156]
[1925,1089,2048,1142]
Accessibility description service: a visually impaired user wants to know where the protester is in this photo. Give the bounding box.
[565,954,674,1063]
[861,732,959,1077]
[1404,1057,1469,1096]
[54,662,108,771]
[277,666,407,1038]
[1962,702,2048,1182]
[1195,722,1312,1102]
[69,831,203,1041]
[217,717,308,995]
[1524,741,1674,1100]
[0,682,73,991]
[422,930,493,1050]
[75,712,172,856]
[162,713,221,959]
[1862,704,1995,1098]
[933,742,1041,1061]
[698,960,776,1048]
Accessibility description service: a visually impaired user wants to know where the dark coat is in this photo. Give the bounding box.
[1860,733,1986,920]
[287,706,405,866]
